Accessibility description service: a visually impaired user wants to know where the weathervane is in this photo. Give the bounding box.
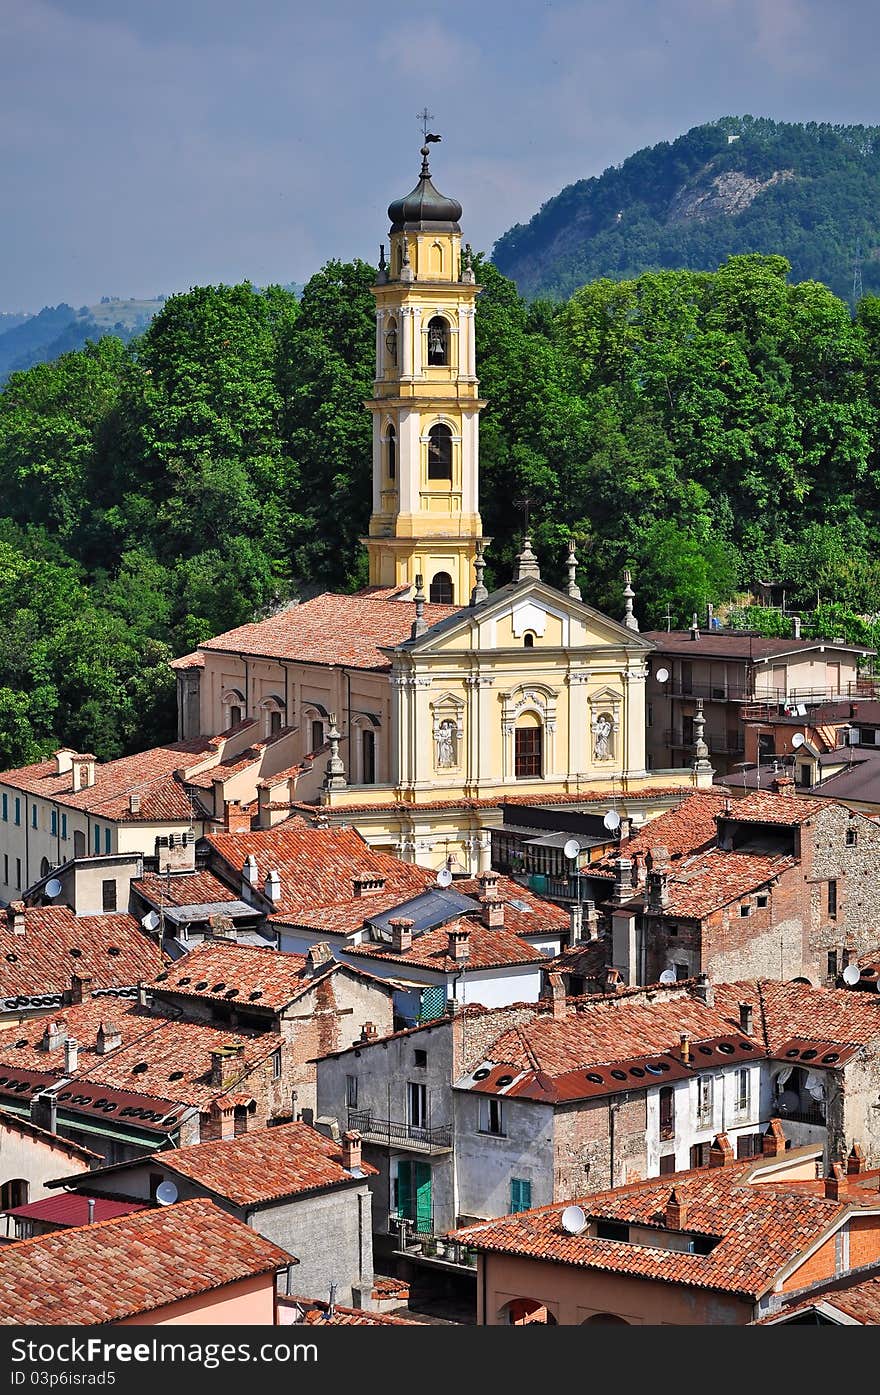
[417,107,442,168]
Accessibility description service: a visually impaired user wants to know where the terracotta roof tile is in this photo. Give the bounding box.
[0,1198,289,1324]
[0,907,167,1000]
[0,740,213,821]
[649,848,794,919]
[764,1274,880,1324]
[713,979,880,1054]
[151,940,322,1010]
[593,792,730,876]
[133,870,240,909]
[6,1194,147,1226]
[279,1295,416,1324]
[199,591,459,671]
[0,1106,100,1163]
[725,789,828,825]
[348,920,544,972]
[643,631,866,659]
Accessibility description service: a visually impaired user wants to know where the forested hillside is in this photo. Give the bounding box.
[1,254,880,768]
[493,117,880,303]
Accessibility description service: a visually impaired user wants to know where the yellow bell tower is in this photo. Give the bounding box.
[363,141,486,606]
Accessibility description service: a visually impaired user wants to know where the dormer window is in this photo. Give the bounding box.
[427,316,448,366]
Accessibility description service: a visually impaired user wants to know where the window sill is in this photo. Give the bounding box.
[477,1130,507,1139]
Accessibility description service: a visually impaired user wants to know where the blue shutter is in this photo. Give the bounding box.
[61,813,67,840]
[104,828,111,855]
[14,799,20,826]
[510,1178,532,1214]
[2,794,7,821]
[31,806,37,829]
[51,810,57,837]
[93,825,100,854]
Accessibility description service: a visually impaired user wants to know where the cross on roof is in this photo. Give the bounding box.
[417,108,434,141]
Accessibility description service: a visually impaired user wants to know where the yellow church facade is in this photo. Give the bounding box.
[172,143,704,871]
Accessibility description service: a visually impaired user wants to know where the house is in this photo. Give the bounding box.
[3,1193,147,1241]
[46,1122,377,1308]
[0,1107,99,1223]
[643,623,871,776]
[0,1197,290,1325]
[758,1272,880,1324]
[130,865,269,954]
[0,900,168,1023]
[452,1140,880,1325]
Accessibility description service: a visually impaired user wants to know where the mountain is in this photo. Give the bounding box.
[492,116,880,303]
[0,298,165,382]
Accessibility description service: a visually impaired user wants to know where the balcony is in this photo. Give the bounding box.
[663,730,744,756]
[662,683,754,703]
[773,1100,826,1127]
[347,1108,453,1154]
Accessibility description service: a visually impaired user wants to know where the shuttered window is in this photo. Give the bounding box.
[510,1178,532,1214]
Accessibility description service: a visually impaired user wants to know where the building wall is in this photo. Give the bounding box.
[247,1185,374,1309]
[0,1122,92,1204]
[119,1271,277,1326]
[453,1093,554,1222]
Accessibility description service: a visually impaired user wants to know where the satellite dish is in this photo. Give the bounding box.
[560,1204,587,1236]
[791,733,805,749]
[44,878,62,899]
[843,963,861,987]
[563,838,581,861]
[603,810,621,832]
[655,667,669,684]
[659,968,677,985]
[155,1179,179,1206]
[436,867,453,888]
[141,910,160,932]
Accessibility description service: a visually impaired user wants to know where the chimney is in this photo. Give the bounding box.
[739,1001,754,1035]
[448,927,471,962]
[87,1198,96,1224]
[762,1118,786,1157]
[360,1021,378,1043]
[791,615,802,640]
[824,1162,848,1202]
[137,980,148,1007]
[210,1043,245,1090]
[225,800,251,834]
[208,912,236,941]
[847,1143,867,1175]
[478,870,501,897]
[242,854,259,892]
[264,869,281,904]
[96,1021,122,1055]
[709,1133,734,1168]
[612,856,634,905]
[603,966,623,992]
[544,971,566,1019]
[71,754,97,791]
[646,869,669,912]
[341,1130,362,1172]
[70,974,93,1005]
[64,1038,79,1074]
[30,1090,57,1134]
[353,874,386,898]
[129,793,141,816]
[665,1188,688,1230]
[693,972,714,1008]
[771,774,795,797]
[41,1020,66,1052]
[53,748,75,775]
[389,918,414,954]
[569,902,584,944]
[480,893,505,929]
[7,901,26,936]
[690,614,700,641]
[306,941,334,974]
[679,1033,691,1065]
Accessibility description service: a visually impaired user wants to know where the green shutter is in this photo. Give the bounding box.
[396,1160,412,1220]
[414,1161,433,1233]
[510,1178,532,1213]
[419,985,448,1022]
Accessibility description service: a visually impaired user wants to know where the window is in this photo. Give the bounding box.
[387,424,396,479]
[846,828,857,846]
[407,1082,427,1131]
[736,1132,762,1160]
[697,1075,713,1128]
[3,855,7,884]
[735,1068,750,1114]
[756,893,769,908]
[104,828,111,855]
[674,963,689,981]
[682,715,694,745]
[523,632,535,648]
[1,793,6,821]
[429,572,454,605]
[426,316,449,366]
[647,703,653,728]
[827,950,839,980]
[346,1074,358,1108]
[31,805,37,829]
[414,1049,427,1068]
[659,1086,675,1141]
[361,730,376,785]
[229,705,242,727]
[102,879,117,913]
[14,798,20,826]
[515,724,543,779]
[60,813,67,841]
[596,1218,630,1241]
[272,1049,282,1079]
[478,1097,504,1136]
[427,423,453,480]
[311,719,325,752]
[680,661,693,695]
[797,763,813,788]
[51,810,57,837]
[270,709,283,735]
[740,902,751,917]
[690,1142,711,1169]
[828,879,838,918]
[15,858,21,890]
[0,1179,28,1210]
[659,1153,677,1175]
[93,825,101,855]
[510,1178,532,1214]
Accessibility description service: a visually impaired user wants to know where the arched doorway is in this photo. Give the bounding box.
[582,1312,630,1324]
[500,1298,557,1326]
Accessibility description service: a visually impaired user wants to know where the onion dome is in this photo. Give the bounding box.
[387,146,462,233]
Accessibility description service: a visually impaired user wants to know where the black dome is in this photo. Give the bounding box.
[388,149,462,233]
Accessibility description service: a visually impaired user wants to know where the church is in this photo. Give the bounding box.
[172,142,705,870]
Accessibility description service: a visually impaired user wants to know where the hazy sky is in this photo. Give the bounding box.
[1,0,879,309]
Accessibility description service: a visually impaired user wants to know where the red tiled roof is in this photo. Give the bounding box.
[0,907,167,999]
[133,870,239,909]
[156,1121,376,1207]
[763,1274,880,1324]
[279,1295,416,1324]
[643,631,866,659]
[289,787,692,817]
[0,740,214,821]
[646,848,794,919]
[169,650,205,670]
[452,1160,855,1299]
[453,875,570,934]
[592,792,730,876]
[199,591,459,671]
[206,825,435,920]
[0,1197,289,1324]
[6,1194,147,1226]
[725,789,828,825]
[550,939,610,982]
[713,979,880,1054]
[347,920,544,973]
[151,940,322,1010]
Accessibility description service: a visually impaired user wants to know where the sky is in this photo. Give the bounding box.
[1,0,880,310]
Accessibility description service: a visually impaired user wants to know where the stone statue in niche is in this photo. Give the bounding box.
[436,719,457,768]
[593,713,613,761]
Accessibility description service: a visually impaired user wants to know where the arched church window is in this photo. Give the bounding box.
[523,633,535,648]
[427,424,453,480]
[427,316,449,366]
[430,572,454,605]
[515,715,543,780]
[362,729,376,785]
[385,318,398,368]
[387,424,396,480]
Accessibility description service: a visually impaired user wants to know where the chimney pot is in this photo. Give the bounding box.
[64,1038,79,1074]
[448,927,471,962]
[544,971,566,1018]
[738,1001,754,1035]
[7,901,26,936]
[225,800,251,834]
[709,1132,734,1168]
[762,1118,787,1157]
[389,918,414,954]
[666,1188,688,1230]
[96,1021,122,1055]
[305,941,334,973]
[360,1021,378,1043]
[264,869,281,904]
[341,1129,362,1172]
[480,893,505,928]
[70,974,93,1005]
[242,854,259,890]
[791,615,802,640]
[87,1198,95,1224]
[680,1032,691,1064]
[824,1162,848,1202]
[847,1143,867,1176]
[210,1043,245,1089]
[693,972,714,1007]
[129,793,141,815]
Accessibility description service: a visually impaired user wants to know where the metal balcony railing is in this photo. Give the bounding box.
[663,730,744,755]
[773,1100,826,1127]
[347,1108,453,1152]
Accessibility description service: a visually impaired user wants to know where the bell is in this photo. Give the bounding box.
[428,325,445,356]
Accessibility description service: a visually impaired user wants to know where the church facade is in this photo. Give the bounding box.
[172,144,703,870]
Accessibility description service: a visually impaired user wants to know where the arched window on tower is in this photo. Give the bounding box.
[385,317,398,369]
[426,316,449,366]
[427,424,453,480]
[387,424,396,480]
[430,572,454,605]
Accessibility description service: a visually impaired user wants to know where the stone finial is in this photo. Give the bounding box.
[692,698,711,770]
[323,713,347,791]
[376,243,388,285]
[411,574,428,638]
[690,613,700,640]
[514,533,540,583]
[565,539,582,601]
[470,540,489,606]
[622,569,638,630]
[461,242,475,284]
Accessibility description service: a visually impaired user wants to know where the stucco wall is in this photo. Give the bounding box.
[120,1271,277,1326]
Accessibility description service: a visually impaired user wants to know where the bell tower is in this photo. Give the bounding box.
[363,138,486,606]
